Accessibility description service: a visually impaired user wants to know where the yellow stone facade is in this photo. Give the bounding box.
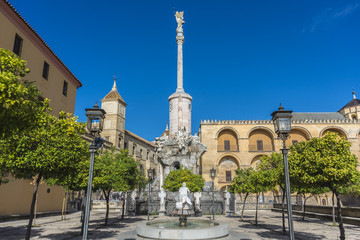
[199,97,360,191]
[0,0,81,216]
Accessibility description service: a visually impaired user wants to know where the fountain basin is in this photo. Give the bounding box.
[136,217,229,239]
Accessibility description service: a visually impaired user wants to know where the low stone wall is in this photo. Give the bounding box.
[126,190,225,215]
[92,200,124,211]
[273,203,360,218]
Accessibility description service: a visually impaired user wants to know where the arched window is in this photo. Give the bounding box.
[217,129,238,152]
[218,156,239,183]
[248,129,274,152]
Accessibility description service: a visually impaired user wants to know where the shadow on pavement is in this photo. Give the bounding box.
[0,225,44,240]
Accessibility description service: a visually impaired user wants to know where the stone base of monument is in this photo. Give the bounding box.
[158,210,166,216]
[225,210,234,216]
[136,217,229,240]
[195,209,202,217]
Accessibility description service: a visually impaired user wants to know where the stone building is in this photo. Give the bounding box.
[199,92,360,193]
[0,0,82,215]
[100,78,158,175]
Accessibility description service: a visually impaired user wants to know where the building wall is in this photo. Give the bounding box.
[199,120,360,191]
[0,1,81,115]
[0,178,65,215]
[0,1,81,216]
[124,132,157,174]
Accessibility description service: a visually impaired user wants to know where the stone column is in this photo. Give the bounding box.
[176,32,184,92]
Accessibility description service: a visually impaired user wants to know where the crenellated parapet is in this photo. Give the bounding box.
[200,119,360,125]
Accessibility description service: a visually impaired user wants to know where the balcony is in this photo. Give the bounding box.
[248,145,273,152]
[217,145,239,152]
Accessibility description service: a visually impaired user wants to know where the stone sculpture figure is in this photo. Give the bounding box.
[176,182,192,209]
[175,11,185,32]
[173,127,192,154]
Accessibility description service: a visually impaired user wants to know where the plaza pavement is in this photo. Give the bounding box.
[0,210,359,239]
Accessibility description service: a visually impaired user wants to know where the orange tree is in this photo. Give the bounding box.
[163,167,204,192]
[289,132,360,240]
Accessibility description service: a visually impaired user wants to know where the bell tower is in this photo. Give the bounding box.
[101,77,127,149]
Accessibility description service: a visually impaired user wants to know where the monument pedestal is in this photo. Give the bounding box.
[159,209,166,216]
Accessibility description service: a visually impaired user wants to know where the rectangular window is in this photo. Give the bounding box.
[62,80,68,96]
[13,34,23,56]
[105,136,110,141]
[42,61,49,80]
[226,171,232,182]
[124,142,127,149]
[292,140,298,145]
[257,140,263,151]
[224,140,230,151]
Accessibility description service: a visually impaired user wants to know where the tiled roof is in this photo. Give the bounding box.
[338,98,360,112]
[2,0,82,87]
[103,90,125,103]
[291,112,345,121]
[125,129,155,148]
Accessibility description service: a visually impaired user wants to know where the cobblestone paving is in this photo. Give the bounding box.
[0,210,359,239]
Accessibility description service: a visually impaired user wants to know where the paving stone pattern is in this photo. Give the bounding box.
[0,210,359,239]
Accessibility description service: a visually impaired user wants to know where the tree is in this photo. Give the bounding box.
[87,148,139,225]
[163,167,204,192]
[249,168,276,225]
[0,48,49,139]
[289,132,360,240]
[0,112,89,240]
[229,168,254,221]
[291,184,328,221]
[257,153,287,232]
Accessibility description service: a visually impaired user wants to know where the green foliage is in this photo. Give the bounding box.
[0,48,50,139]
[229,168,254,194]
[0,111,89,182]
[163,167,204,192]
[289,132,360,192]
[91,148,139,193]
[256,153,285,189]
[230,166,276,195]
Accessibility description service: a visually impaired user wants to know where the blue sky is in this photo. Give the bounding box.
[8,0,360,141]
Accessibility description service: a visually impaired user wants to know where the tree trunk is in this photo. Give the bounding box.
[332,192,336,225]
[240,193,249,221]
[121,192,126,220]
[103,189,110,225]
[302,195,309,221]
[281,187,286,234]
[80,189,86,235]
[61,192,67,220]
[64,192,68,220]
[255,193,259,225]
[25,173,42,240]
[334,190,345,240]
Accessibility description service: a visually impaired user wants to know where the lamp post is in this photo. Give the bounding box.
[271,104,294,240]
[82,103,106,240]
[147,168,154,221]
[210,168,216,220]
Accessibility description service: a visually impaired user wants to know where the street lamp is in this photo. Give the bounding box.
[210,168,216,220]
[147,168,155,221]
[82,103,106,240]
[271,104,294,240]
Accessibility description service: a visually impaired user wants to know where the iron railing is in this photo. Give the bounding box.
[248,145,274,152]
[217,145,239,152]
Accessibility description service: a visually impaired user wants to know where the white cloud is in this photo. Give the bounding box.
[303,3,359,33]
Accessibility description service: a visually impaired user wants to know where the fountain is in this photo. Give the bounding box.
[136,182,229,239]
